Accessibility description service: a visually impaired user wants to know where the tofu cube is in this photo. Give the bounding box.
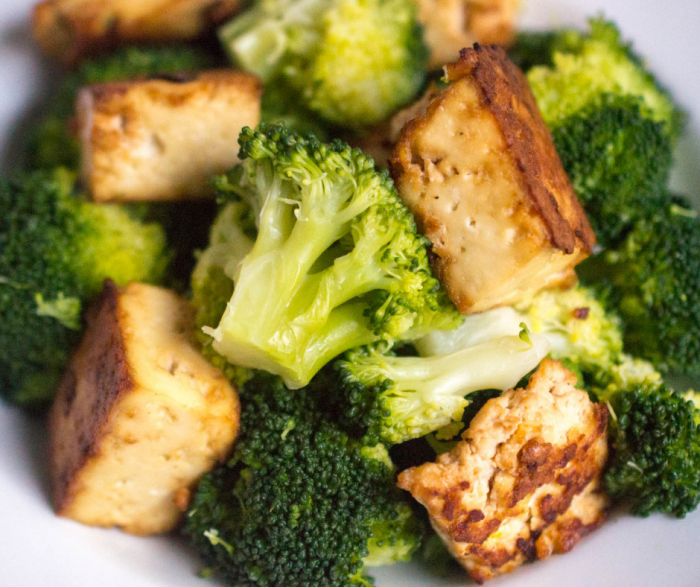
[391,45,595,314]
[416,0,519,69]
[32,0,240,65]
[50,281,240,535]
[78,70,262,202]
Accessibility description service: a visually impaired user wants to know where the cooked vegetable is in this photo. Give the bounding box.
[219,0,427,128]
[186,372,421,587]
[591,358,700,518]
[204,125,461,389]
[335,328,550,446]
[583,204,700,376]
[27,45,217,171]
[0,169,169,406]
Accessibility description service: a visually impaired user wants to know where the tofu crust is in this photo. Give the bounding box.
[50,281,240,535]
[32,0,240,65]
[398,359,608,583]
[78,70,262,202]
[391,45,595,314]
[416,0,520,69]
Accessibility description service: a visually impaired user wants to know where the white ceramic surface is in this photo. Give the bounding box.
[1,1,699,586]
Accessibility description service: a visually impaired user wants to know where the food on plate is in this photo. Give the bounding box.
[186,372,421,586]
[0,169,169,407]
[201,125,461,389]
[218,0,427,128]
[32,0,240,65]
[416,0,519,69]
[78,70,262,202]
[398,359,609,583]
[391,44,595,315]
[27,45,218,172]
[3,1,700,584]
[523,19,683,245]
[50,280,240,534]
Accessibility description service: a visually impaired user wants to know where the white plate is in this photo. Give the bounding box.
[1,0,699,586]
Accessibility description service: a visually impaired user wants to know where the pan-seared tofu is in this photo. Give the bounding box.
[416,0,519,69]
[391,45,595,314]
[398,359,608,583]
[78,70,262,202]
[33,0,240,65]
[49,281,240,535]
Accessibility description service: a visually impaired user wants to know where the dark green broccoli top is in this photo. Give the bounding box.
[186,373,421,587]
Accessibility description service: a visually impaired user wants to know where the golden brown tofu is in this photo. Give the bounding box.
[78,70,262,202]
[32,0,240,65]
[416,0,519,69]
[398,359,608,584]
[49,281,240,535]
[391,45,595,314]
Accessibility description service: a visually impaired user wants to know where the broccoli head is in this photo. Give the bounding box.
[586,205,700,376]
[334,326,550,446]
[550,94,673,246]
[0,169,170,406]
[591,362,700,518]
[185,373,421,587]
[527,18,684,140]
[27,45,218,171]
[219,0,427,129]
[204,125,461,389]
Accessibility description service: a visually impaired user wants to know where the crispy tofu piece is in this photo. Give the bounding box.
[78,70,262,202]
[391,46,595,314]
[49,281,240,535]
[416,0,519,69]
[398,359,608,583]
[33,0,240,65]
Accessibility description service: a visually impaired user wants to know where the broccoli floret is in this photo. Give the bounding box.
[191,198,257,387]
[204,125,461,389]
[219,0,427,129]
[508,29,582,72]
[185,373,421,587]
[527,18,684,140]
[260,81,330,141]
[550,94,673,246]
[334,327,550,446]
[591,362,700,518]
[584,205,700,375]
[0,169,170,406]
[27,45,218,171]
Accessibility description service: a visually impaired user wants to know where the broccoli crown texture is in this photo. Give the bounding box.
[0,169,169,406]
[527,18,684,141]
[186,373,421,586]
[507,30,578,72]
[590,205,700,376]
[206,124,461,389]
[219,0,427,128]
[334,326,550,446]
[27,45,217,171]
[594,372,700,518]
[550,94,673,246]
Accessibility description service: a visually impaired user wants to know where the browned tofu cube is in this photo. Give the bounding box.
[416,0,519,70]
[32,0,240,65]
[78,70,262,202]
[50,281,240,535]
[391,45,595,314]
[398,359,609,583]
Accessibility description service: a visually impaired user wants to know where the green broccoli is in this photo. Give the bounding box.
[185,373,421,587]
[260,80,330,141]
[334,327,550,446]
[0,169,170,406]
[590,358,700,518]
[204,125,461,389]
[582,204,700,376]
[550,95,673,246]
[507,29,580,72]
[27,45,218,171]
[219,0,427,129]
[527,18,684,139]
